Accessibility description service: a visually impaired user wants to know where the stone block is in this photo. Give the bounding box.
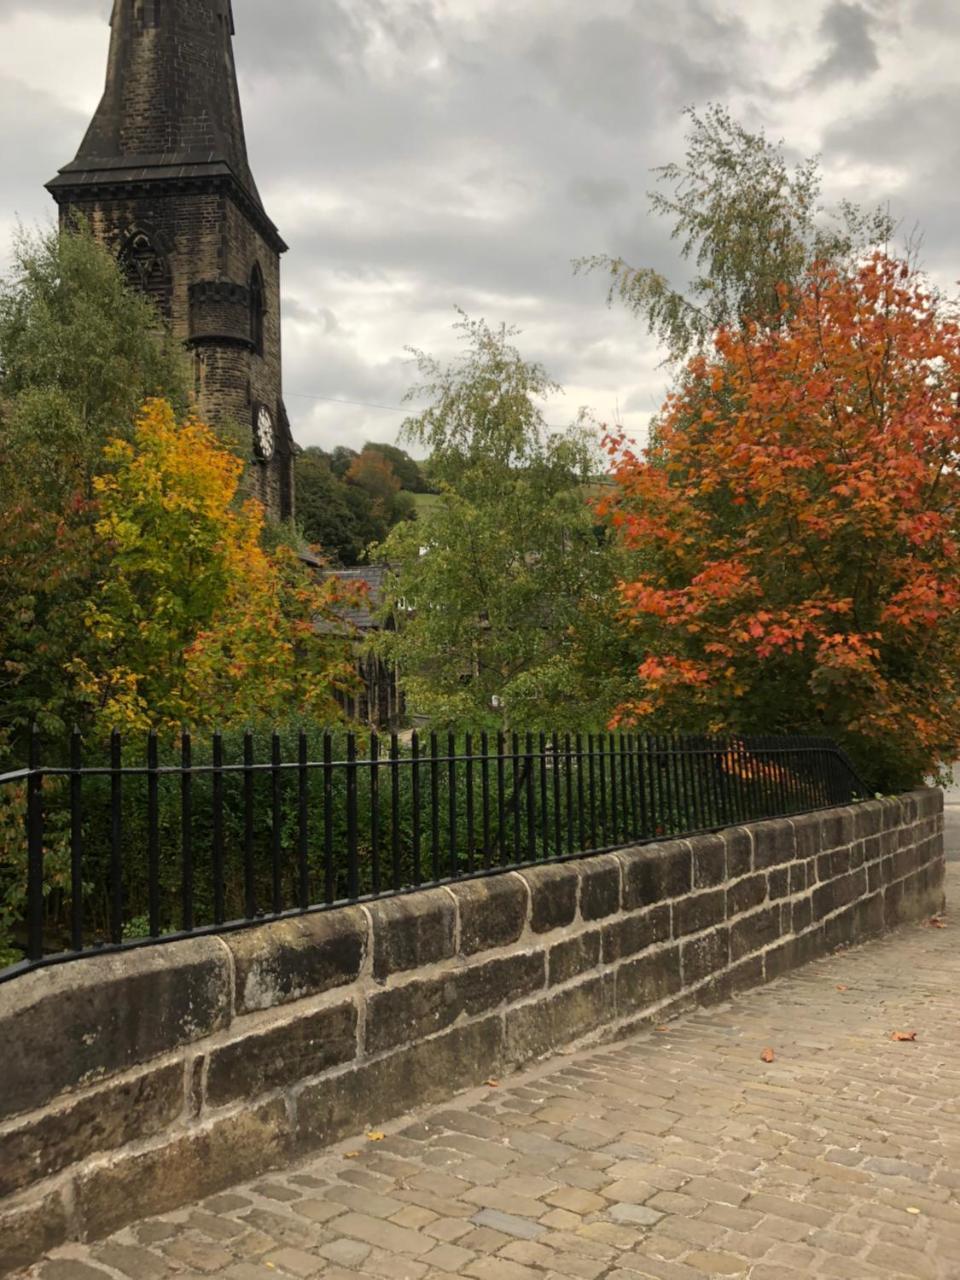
[0,937,229,1122]
[752,820,797,869]
[813,869,866,918]
[451,876,527,955]
[548,931,601,985]
[795,923,827,965]
[878,828,899,855]
[726,873,766,918]
[367,892,456,981]
[75,1099,291,1242]
[767,868,790,900]
[883,878,906,928]
[791,896,813,934]
[817,849,849,881]
[673,889,725,937]
[579,857,622,920]
[521,864,578,934]
[728,955,764,994]
[206,1002,357,1106]
[619,841,692,909]
[504,974,615,1066]
[0,1187,70,1277]
[723,828,753,878]
[788,862,808,894]
[0,1061,183,1199]
[730,907,782,961]
[227,908,366,1014]
[681,929,730,985]
[854,893,884,939]
[792,813,821,859]
[820,808,856,849]
[602,905,671,963]
[764,938,797,980]
[366,952,544,1054]
[825,906,857,951]
[297,1017,503,1150]
[692,835,726,889]
[616,945,682,1015]
[854,804,882,838]
[915,787,943,818]
[879,797,904,830]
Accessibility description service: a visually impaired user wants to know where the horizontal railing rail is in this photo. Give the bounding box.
[0,729,869,983]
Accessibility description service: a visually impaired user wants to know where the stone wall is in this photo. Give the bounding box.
[0,791,944,1275]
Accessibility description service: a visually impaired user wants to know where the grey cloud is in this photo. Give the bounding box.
[2,0,959,456]
[568,178,631,209]
[808,1,880,86]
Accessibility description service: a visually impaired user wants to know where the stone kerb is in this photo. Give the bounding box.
[0,789,945,1275]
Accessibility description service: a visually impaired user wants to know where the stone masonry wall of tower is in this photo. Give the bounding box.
[45,0,294,522]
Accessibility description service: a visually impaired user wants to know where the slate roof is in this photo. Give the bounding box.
[316,564,393,635]
[48,1,272,232]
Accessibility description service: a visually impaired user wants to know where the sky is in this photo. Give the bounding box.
[0,0,956,454]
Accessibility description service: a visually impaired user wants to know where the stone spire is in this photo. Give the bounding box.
[49,0,270,225]
[46,0,294,521]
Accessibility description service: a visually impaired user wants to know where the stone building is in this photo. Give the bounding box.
[46,0,294,520]
[315,564,407,729]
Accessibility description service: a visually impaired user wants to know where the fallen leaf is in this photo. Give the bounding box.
[926,917,948,929]
[761,1048,776,1063]
[344,1151,360,1159]
[655,1025,670,1033]
[907,1207,922,1215]
[892,1031,918,1042]
[836,984,848,992]
[366,1131,386,1142]
[485,1079,500,1088]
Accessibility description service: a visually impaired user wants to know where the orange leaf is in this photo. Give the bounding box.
[925,917,948,929]
[892,1031,918,1042]
[836,984,848,992]
[760,1048,776,1063]
[485,1079,500,1088]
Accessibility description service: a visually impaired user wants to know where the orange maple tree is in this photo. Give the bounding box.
[603,253,960,790]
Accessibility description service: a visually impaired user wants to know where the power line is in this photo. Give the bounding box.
[286,391,409,413]
[285,389,603,435]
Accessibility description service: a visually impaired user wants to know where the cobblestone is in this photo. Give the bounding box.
[18,867,960,1279]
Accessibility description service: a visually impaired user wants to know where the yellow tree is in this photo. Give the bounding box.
[73,399,355,734]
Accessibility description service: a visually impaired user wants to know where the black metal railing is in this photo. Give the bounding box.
[0,730,868,982]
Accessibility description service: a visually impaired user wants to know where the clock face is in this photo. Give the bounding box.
[254,404,276,462]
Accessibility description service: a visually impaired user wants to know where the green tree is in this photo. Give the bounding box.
[362,441,432,493]
[0,228,189,747]
[376,315,628,729]
[296,446,375,566]
[0,225,188,501]
[580,104,895,363]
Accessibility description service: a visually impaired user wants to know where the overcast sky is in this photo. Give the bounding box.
[0,0,956,453]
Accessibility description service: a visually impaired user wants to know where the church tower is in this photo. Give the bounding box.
[47,0,294,520]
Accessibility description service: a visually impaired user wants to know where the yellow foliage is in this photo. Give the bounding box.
[72,399,355,734]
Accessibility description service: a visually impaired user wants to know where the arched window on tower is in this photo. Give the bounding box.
[250,264,265,357]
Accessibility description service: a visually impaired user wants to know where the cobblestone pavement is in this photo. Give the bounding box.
[21,868,960,1280]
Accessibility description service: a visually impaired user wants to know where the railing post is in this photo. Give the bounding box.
[70,728,84,952]
[147,731,160,938]
[26,726,44,963]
